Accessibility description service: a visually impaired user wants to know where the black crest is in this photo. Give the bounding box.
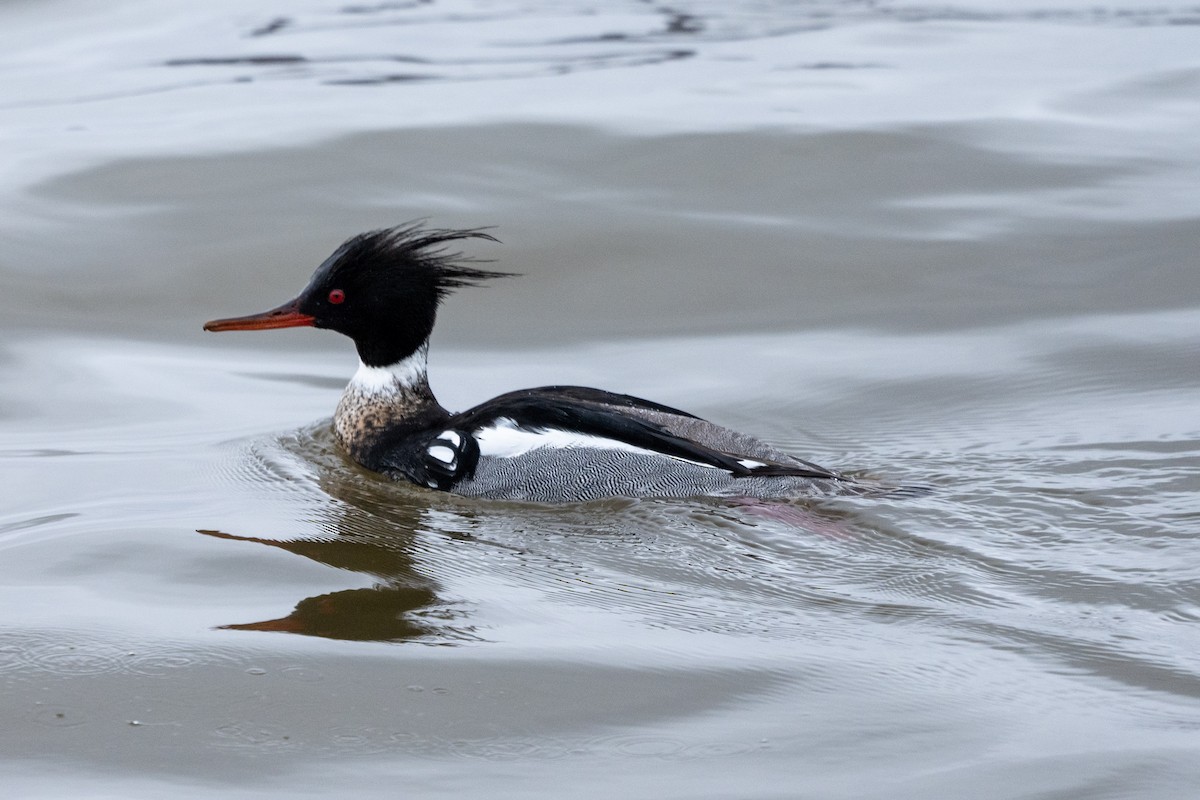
[314,223,515,299]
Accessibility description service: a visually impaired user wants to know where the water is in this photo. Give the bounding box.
[2,1,1199,797]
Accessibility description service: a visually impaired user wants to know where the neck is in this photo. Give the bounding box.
[333,344,449,468]
[351,347,430,392]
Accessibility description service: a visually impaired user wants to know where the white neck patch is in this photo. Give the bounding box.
[348,346,428,395]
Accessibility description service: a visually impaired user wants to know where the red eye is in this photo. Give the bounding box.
[328,289,345,304]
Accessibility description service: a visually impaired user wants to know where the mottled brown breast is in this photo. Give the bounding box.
[334,378,447,468]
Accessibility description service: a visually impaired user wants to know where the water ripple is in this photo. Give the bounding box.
[0,628,254,679]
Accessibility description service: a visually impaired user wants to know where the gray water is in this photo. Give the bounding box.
[2,2,1199,798]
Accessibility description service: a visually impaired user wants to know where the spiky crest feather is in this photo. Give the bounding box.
[320,223,515,299]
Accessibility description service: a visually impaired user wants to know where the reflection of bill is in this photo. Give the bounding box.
[225,584,437,641]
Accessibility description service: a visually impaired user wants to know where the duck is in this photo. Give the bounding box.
[204,224,867,503]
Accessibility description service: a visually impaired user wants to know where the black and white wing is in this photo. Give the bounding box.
[387,387,842,501]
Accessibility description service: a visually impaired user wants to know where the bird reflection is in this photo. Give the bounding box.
[196,528,455,642]
[198,425,487,644]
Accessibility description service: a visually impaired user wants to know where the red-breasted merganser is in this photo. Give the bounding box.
[204,224,865,503]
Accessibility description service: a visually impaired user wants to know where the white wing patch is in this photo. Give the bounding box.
[737,458,767,469]
[474,417,719,469]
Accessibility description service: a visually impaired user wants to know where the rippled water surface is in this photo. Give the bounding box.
[2,1,1199,798]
